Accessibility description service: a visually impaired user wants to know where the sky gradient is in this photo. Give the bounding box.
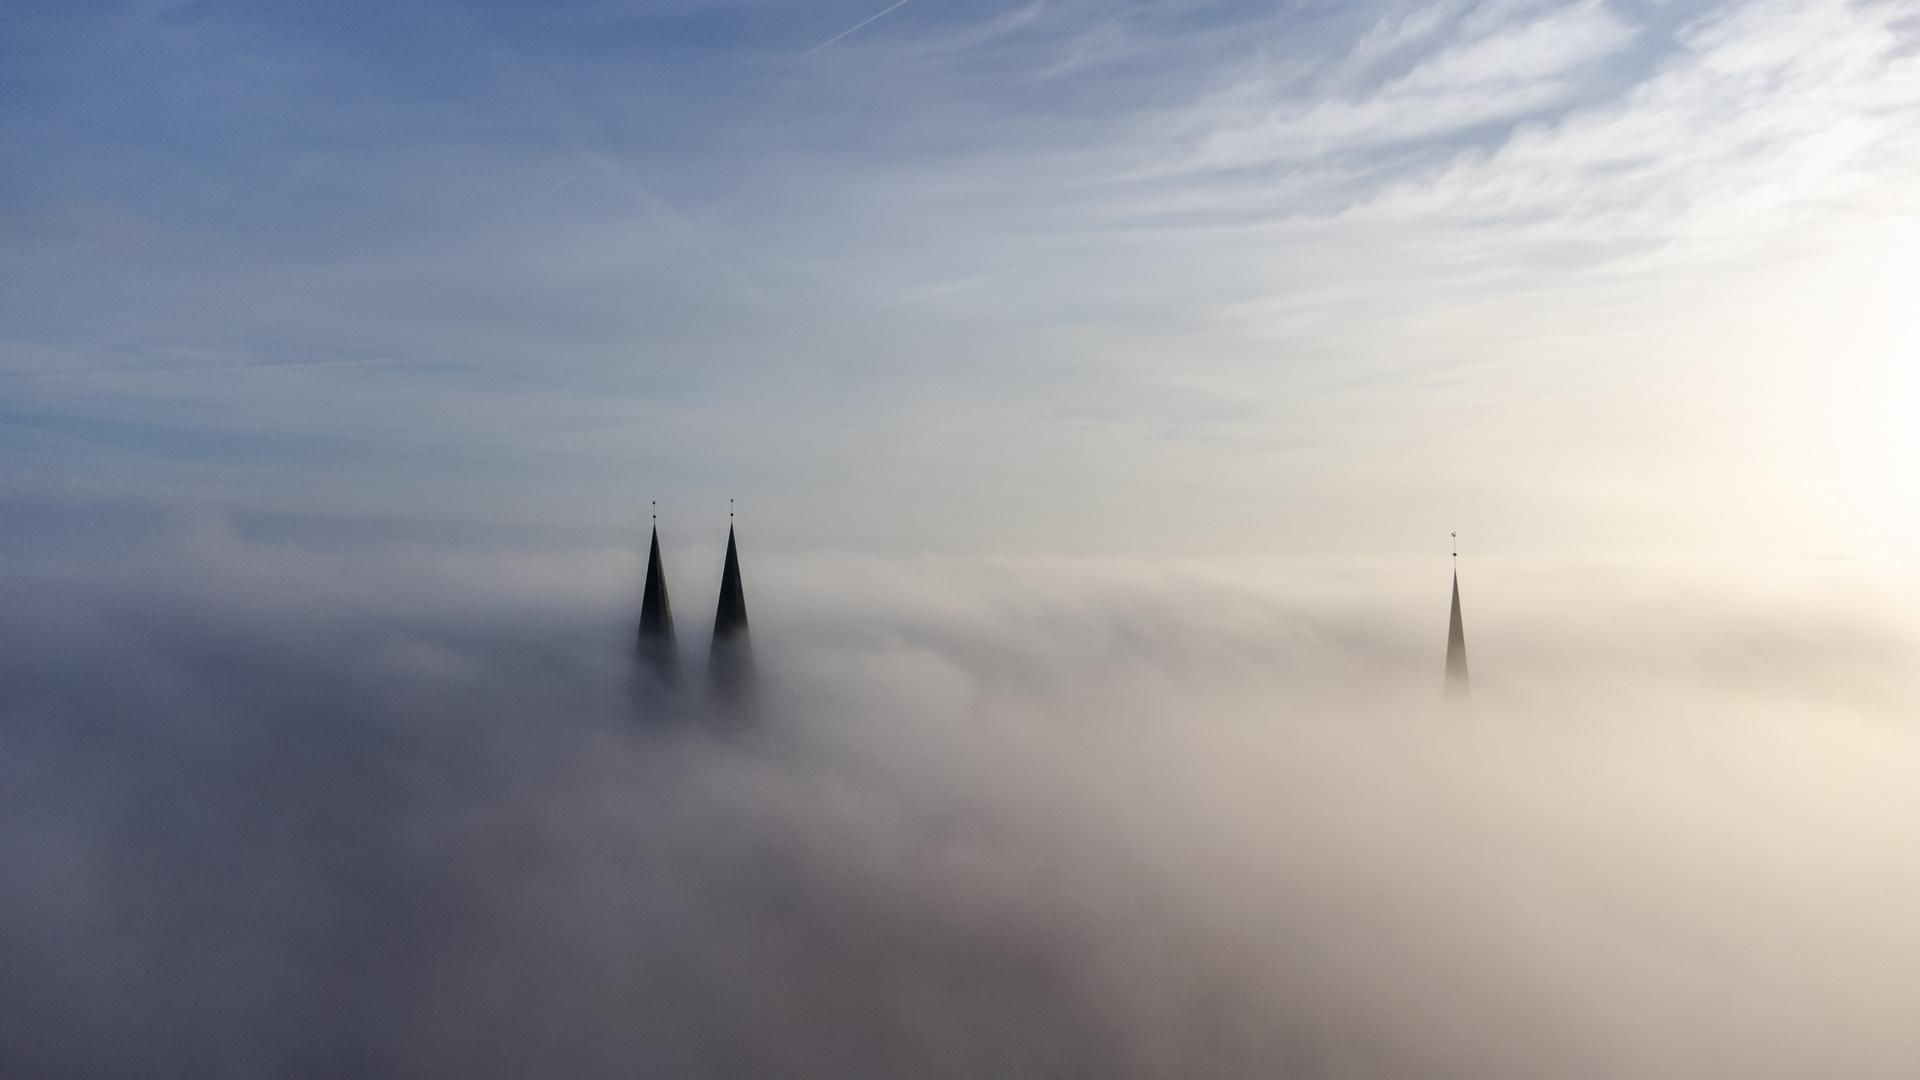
[5,0,1920,559]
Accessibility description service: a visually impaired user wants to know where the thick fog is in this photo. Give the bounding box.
[6,524,1920,1078]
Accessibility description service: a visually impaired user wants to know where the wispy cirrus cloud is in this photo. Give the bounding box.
[1177,0,1638,172]
[1350,0,1920,253]
[1112,0,1920,257]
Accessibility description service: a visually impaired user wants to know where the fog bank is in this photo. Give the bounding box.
[4,536,1920,1078]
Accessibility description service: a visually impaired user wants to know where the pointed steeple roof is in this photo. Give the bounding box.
[708,522,753,700]
[711,525,748,644]
[636,523,678,683]
[1445,565,1469,702]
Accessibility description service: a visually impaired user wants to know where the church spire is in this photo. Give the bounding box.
[708,504,752,700]
[1445,534,1469,702]
[636,505,678,684]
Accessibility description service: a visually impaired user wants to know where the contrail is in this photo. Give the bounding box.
[864,266,1022,313]
[580,149,767,303]
[750,0,916,88]
[485,174,579,223]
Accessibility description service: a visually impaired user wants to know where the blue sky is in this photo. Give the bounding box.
[5,0,1919,558]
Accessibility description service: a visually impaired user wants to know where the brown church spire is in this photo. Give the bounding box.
[637,508,678,684]
[1445,534,1469,703]
[708,507,753,700]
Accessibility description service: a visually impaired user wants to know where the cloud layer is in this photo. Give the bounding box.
[6,534,1920,1078]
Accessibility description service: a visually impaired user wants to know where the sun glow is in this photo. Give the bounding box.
[1813,220,1920,556]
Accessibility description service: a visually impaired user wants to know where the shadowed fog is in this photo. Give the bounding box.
[5,528,1920,1078]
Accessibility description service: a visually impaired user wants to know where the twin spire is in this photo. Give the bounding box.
[635,504,752,698]
[646,516,1469,708]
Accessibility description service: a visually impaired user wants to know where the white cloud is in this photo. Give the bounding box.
[1347,0,1469,72]
[1185,0,1637,169]
[1352,0,1920,255]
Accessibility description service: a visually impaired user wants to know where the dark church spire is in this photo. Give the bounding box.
[636,505,678,684]
[1445,534,1469,702]
[708,504,752,699]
